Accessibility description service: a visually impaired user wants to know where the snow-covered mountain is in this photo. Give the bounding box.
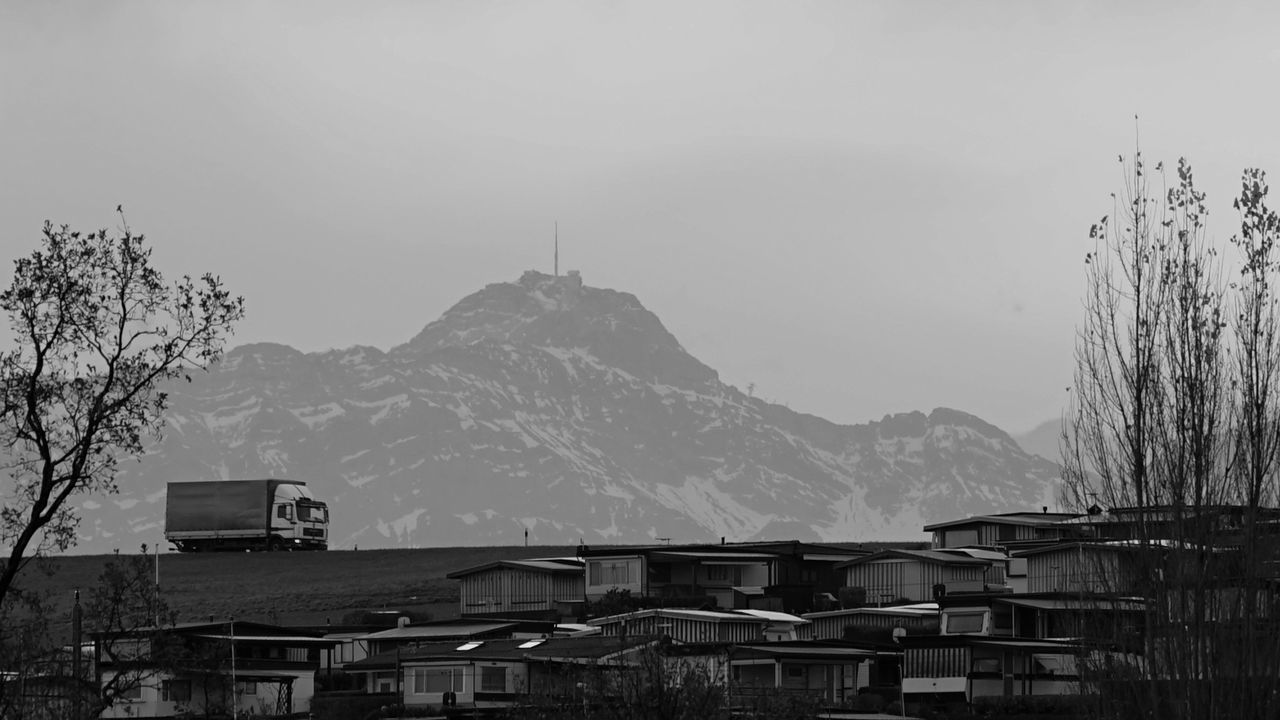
[79,270,1060,552]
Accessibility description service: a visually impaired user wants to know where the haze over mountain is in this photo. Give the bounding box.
[77,271,1060,553]
[1013,419,1066,466]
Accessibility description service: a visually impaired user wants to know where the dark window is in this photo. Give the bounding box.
[162,679,192,702]
[946,612,986,634]
[481,666,506,692]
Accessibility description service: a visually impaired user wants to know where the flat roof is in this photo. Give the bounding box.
[649,551,779,563]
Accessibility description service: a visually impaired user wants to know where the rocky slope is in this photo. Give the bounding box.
[77,270,1060,552]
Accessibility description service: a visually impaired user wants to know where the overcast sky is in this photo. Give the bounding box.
[3,1,1279,435]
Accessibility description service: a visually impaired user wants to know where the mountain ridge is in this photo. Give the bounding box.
[72,270,1060,553]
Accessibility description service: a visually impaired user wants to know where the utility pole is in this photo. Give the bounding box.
[72,589,82,720]
[230,618,237,720]
[554,221,559,276]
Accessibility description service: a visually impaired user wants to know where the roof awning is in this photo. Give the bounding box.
[732,645,877,661]
[650,551,776,563]
[995,598,1146,612]
[192,634,340,646]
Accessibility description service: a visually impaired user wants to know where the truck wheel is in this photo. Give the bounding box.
[268,537,282,552]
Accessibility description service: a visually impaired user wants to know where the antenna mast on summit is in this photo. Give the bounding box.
[554,221,559,276]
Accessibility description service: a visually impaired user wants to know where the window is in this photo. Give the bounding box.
[480,666,506,692]
[236,680,257,695]
[945,611,986,634]
[276,504,293,521]
[412,668,464,694]
[110,638,150,661]
[971,657,1001,675]
[338,640,356,663]
[162,679,192,702]
[1032,654,1076,676]
[118,684,143,701]
[589,560,637,586]
[706,565,742,584]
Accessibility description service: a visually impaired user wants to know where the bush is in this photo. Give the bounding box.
[309,691,398,720]
[845,692,886,712]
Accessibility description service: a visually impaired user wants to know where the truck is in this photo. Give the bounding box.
[164,479,330,552]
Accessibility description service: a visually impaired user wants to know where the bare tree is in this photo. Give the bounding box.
[1064,147,1280,719]
[0,215,242,713]
[0,216,243,603]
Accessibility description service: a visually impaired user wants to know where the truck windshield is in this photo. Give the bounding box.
[300,505,328,523]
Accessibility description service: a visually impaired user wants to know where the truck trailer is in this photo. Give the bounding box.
[164,479,330,552]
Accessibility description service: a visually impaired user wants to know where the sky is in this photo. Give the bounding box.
[3,0,1280,436]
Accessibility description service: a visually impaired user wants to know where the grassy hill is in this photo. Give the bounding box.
[23,545,580,643]
[22,539,923,643]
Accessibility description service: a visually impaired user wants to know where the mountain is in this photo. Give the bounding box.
[75,270,1061,552]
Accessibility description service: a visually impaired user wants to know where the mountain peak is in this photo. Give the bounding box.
[395,270,717,386]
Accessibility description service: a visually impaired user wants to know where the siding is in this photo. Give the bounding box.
[595,614,765,644]
[936,523,1041,548]
[585,556,645,599]
[1024,548,1120,594]
[844,560,986,603]
[806,610,937,640]
[458,567,583,615]
[904,647,970,679]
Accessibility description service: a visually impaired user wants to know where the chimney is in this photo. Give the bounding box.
[1042,506,1048,514]
[721,536,726,545]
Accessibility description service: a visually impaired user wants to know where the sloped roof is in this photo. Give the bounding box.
[590,608,774,626]
[733,642,878,661]
[924,512,1081,532]
[993,597,1146,613]
[93,620,327,640]
[834,549,993,569]
[732,609,809,624]
[577,540,867,560]
[446,557,584,579]
[360,621,517,641]
[803,603,939,620]
[347,636,657,670]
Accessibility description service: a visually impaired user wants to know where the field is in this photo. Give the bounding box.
[22,545,580,642]
[21,539,923,643]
